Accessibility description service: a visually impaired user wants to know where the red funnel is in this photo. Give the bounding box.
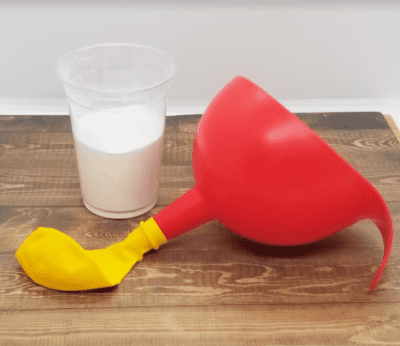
[154,76,393,291]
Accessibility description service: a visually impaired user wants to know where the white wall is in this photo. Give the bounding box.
[1,3,400,102]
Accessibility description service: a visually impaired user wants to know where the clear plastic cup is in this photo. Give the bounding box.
[56,43,175,218]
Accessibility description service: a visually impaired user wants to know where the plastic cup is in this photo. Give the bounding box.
[56,43,175,219]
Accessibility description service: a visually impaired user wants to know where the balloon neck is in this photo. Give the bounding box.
[154,186,214,240]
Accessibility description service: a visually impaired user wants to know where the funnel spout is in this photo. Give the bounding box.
[154,186,214,240]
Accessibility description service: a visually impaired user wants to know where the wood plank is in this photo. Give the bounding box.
[0,302,399,345]
[0,115,72,133]
[296,112,391,130]
[1,245,399,311]
[0,114,186,133]
[179,112,393,133]
[0,166,193,207]
[0,112,392,133]
[1,199,399,254]
[0,131,196,162]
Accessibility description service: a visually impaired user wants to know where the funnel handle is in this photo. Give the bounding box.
[368,196,393,291]
[154,186,214,240]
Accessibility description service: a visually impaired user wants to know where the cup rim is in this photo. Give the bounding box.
[56,42,176,94]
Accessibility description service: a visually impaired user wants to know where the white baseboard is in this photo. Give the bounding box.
[1,97,400,129]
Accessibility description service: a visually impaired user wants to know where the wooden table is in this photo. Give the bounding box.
[0,112,399,345]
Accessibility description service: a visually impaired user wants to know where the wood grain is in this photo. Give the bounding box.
[1,249,399,312]
[0,112,400,345]
[1,303,399,346]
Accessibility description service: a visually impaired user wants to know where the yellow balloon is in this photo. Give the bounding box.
[15,218,167,291]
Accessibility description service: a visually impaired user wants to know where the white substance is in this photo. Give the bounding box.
[72,105,164,218]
